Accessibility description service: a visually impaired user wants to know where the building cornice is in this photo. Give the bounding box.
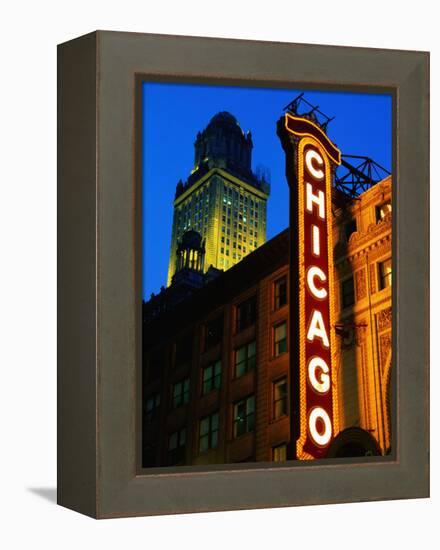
[174,167,269,206]
[334,213,392,264]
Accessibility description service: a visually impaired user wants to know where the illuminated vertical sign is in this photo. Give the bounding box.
[279,113,341,459]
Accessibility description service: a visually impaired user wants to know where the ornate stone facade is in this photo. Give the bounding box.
[333,176,392,454]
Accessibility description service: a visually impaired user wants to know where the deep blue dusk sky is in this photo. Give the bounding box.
[142,82,392,300]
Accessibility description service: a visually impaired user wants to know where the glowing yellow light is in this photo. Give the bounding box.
[306,309,330,348]
[293,134,341,459]
[284,113,342,165]
[308,357,330,393]
[306,266,327,299]
[309,407,332,446]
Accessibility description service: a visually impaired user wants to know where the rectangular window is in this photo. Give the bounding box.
[341,276,355,308]
[272,443,287,462]
[235,341,256,378]
[145,392,160,423]
[376,201,392,221]
[204,315,223,350]
[274,276,287,309]
[236,295,257,332]
[168,428,186,466]
[172,378,190,409]
[199,412,219,453]
[202,360,221,395]
[233,395,255,438]
[378,258,392,290]
[274,322,287,357]
[273,378,288,419]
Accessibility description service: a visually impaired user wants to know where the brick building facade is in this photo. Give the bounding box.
[142,176,392,467]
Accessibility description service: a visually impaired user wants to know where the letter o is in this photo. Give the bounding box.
[308,407,332,447]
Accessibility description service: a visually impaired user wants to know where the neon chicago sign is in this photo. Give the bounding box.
[284,113,341,459]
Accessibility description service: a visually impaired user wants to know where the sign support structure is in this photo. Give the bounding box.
[278,113,342,460]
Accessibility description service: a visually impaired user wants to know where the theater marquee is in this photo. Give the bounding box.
[281,113,342,460]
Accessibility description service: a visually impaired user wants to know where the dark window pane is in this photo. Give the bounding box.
[199,412,219,453]
[233,396,255,438]
[274,277,287,309]
[235,341,257,378]
[168,428,186,466]
[145,392,161,423]
[172,378,190,409]
[273,378,288,419]
[236,296,257,332]
[274,323,287,357]
[202,360,222,395]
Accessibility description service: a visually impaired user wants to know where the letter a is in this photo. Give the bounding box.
[306,309,330,348]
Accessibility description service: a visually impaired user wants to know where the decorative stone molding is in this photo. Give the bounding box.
[348,230,360,245]
[355,322,367,346]
[370,264,377,294]
[377,307,392,330]
[334,229,391,264]
[355,268,367,300]
[379,332,392,375]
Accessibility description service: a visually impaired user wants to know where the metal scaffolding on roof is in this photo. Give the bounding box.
[283,93,391,199]
[335,155,391,199]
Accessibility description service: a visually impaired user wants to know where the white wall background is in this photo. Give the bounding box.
[0,1,437,547]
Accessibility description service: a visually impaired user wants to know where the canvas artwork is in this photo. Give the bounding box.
[141,82,392,468]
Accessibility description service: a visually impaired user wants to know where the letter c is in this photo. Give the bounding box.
[305,149,325,180]
[306,266,327,300]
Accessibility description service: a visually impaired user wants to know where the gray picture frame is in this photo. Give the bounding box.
[57,30,429,519]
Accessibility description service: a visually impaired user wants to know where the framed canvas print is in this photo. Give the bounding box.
[58,31,429,518]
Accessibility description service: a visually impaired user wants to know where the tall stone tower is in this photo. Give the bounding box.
[167,112,270,285]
